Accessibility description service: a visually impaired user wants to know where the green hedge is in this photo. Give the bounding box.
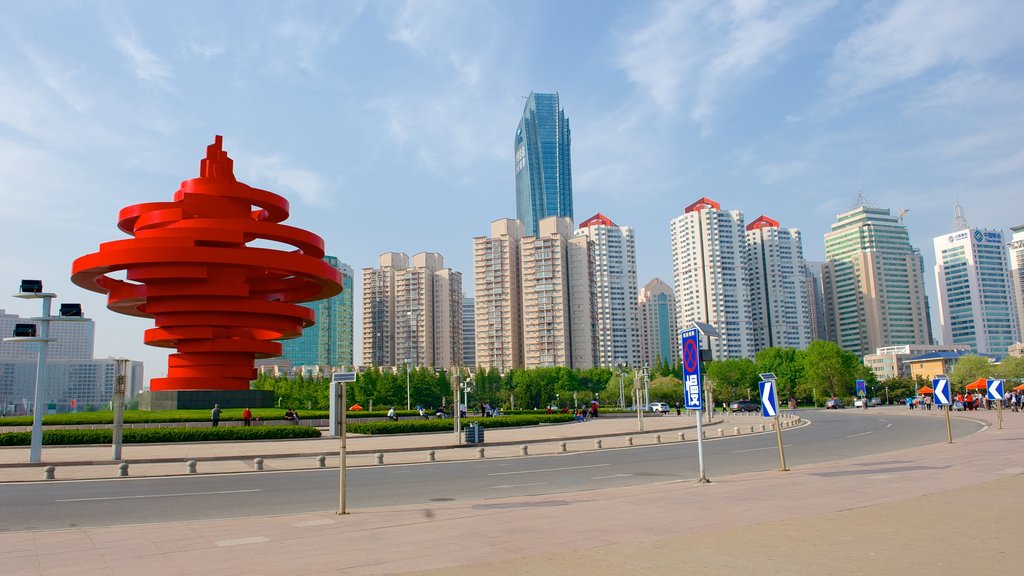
[0,426,321,446]
[346,413,575,435]
[0,408,440,427]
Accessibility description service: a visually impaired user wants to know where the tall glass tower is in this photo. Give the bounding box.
[280,256,354,367]
[515,92,573,236]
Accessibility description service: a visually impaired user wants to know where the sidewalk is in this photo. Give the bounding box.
[0,411,791,482]
[3,407,1018,576]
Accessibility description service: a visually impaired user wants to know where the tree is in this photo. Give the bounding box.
[648,376,683,404]
[799,340,863,402]
[996,355,1024,383]
[950,355,995,389]
[755,347,805,401]
[704,358,759,403]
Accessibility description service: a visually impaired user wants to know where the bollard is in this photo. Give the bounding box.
[594,439,603,449]
[678,432,685,442]
[520,445,529,456]
[316,455,326,468]
[476,447,485,459]
[717,428,725,437]
[760,424,767,432]
[186,460,197,474]
[749,425,755,434]
[626,437,634,446]
[254,458,264,471]
[734,427,740,436]
[44,465,55,480]
[117,462,129,477]
[427,450,436,462]
[375,453,384,465]
[655,434,661,444]
[702,430,706,439]
[559,441,567,453]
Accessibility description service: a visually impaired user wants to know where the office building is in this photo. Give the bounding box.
[515,92,573,236]
[1010,224,1024,340]
[933,206,1020,355]
[821,204,932,357]
[669,197,753,360]
[863,344,964,382]
[473,219,524,373]
[638,278,679,369]
[280,257,354,368]
[804,262,829,342]
[362,252,463,368]
[575,213,640,368]
[745,216,812,352]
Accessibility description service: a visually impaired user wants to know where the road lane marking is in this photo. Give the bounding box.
[847,431,873,438]
[488,464,609,476]
[731,445,792,453]
[294,519,335,527]
[593,473,634,480]
[55,489,260,502]
[492,482,547,489]
[215,536,269,547]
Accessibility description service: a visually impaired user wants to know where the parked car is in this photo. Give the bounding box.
[826,398,845,409]
[647,402,671,413]
[870,397,882,406]
[729,400,758,412]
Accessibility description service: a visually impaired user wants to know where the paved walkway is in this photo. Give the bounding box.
[0,411,785,482]
[2,407,1020,575]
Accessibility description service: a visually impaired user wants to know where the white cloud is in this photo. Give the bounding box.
[615,0,834,130]
[830,0,1024,99]
[113,32,171,85]
[237,153,328,207]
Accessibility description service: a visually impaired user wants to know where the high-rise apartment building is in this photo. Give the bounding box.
[670,197,753,360]
[1011,224,1024,340]
[473,219,524,373]
[515,92,573,236]
[933,206,1020,355]
[575,213,640,368]
[362,252,462,368]
[280,257,353,367]
[804,262,829,342]
[745,216,812,351]
[520,217,595,369]
[638,278,679,369]
[821,204,932,357]
[462,297,475,370]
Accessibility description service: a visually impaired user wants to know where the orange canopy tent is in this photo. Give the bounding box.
[917,386,933,394]
[965,378,988,391]
[348,404,363,411]
[1014,383,1024,391]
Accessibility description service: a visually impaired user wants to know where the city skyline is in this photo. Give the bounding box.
[2,1,1022,378]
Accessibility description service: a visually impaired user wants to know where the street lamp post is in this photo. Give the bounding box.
[405,359,412,411]
[616,361,627,409]
[643,364,650,408]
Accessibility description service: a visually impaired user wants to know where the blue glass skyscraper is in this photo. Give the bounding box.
[280,256,354,367]
[515,92,573,236]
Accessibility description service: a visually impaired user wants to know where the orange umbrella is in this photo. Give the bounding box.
[965,378,988,391]
[917,386,933,394]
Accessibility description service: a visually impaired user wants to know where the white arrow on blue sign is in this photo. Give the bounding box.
[987,379,1004,401]
[759,380,777,418]
[933,378,951,406]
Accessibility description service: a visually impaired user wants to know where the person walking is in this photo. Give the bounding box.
[242,407,252,427]
[211,404,221,427]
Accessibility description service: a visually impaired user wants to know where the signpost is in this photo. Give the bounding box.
[760,374,788,472]
[856,379,866,397]
[680,327,708,483]
[987,379,1004,430]
[332,371,356,515]
[933,376,952,444]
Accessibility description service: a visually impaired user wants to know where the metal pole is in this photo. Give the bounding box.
[406,361,411,411]
[773,414,789,471]
[945,404,953,444]
[453,371,461,443]
[635,389,644,432]
[112,359,128,460]
[695,407,708,483]
[618,366,625,409]
[29,296,52,464]
[338,381,348,514]
[643,366,650,410]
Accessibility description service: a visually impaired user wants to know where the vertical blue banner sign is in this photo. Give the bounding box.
[680,328,702,410]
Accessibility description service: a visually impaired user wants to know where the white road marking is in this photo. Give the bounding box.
[886,423,892,428]
[215,536,270,547]
[731,445,792,453]
[55,489,260,502]
[847,431,874,438]
[293,519,336,527]
[488,464,609,476]
[492,482,546,489]
[593,473,634,480]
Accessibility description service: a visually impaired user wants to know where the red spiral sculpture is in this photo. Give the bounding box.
[71,136,342,392]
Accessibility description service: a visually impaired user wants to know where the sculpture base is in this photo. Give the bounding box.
[138,390,275,411]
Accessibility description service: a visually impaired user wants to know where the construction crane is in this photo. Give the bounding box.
[897,208,909,223]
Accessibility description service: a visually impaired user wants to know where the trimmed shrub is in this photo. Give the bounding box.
[346,413,574,435]
[0,426,320,446]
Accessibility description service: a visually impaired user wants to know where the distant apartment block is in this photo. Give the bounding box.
[745,216,811,351]
[863,344,964,382]
[804,262,829,342]
[462,297,476,370]
[670,197,753,360]
[472,219,524,373]
[638,278,678,368]
[575,213,640,368]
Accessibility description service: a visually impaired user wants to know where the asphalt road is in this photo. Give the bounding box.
[0,410,984,532]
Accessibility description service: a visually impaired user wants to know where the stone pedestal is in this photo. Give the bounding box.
[137,389,275,410]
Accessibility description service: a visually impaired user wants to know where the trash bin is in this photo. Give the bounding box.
[464,422,484,444]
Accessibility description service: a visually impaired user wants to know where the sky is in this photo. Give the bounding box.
[1,0,1022,383]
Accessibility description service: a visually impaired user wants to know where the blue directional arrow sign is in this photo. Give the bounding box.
[680,328,702,410]
[987,379,1004,401]
[933,378,951,406]
[856,379,866,397]
[759,380,777,418]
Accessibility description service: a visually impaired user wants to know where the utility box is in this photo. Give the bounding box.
[464,422,484,444]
